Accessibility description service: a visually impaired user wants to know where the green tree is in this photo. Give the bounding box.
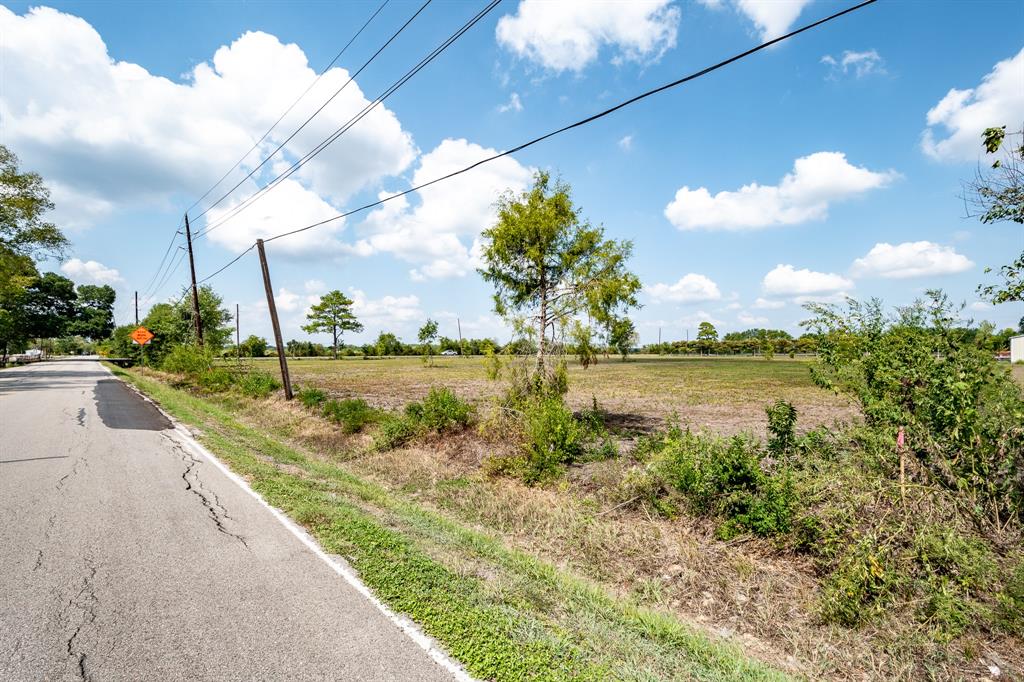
[68,284,116,340]
[607,317,638,361]
[1,145,69,266]
[418,318,439,365]
[302,290,363,359]
[478,172,640,377]
[696,321,718,355]
[374,331,403,357]
[21,272,78,339]
[239,334,268,358]
[570,320,598,369]
[966,127,1023,303]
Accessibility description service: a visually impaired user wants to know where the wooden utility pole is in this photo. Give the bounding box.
[134,291,139,326]
[236,303,240,364]
[183,213,204,346]
[457,317,463,356]
[256,239,293,400]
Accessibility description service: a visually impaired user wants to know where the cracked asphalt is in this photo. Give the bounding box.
[0,360,457,681]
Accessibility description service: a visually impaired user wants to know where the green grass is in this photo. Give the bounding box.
[109,364,789,681]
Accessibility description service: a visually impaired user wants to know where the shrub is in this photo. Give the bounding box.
[236,371,280,398]
[198,367,234,392]
[765,399,797,459]
[520,397,585,483]
[296,387,327,409]
[418,387,472,432]
[161,344,213,377]
[323,398,378,434]
[820,535,901,627]
[997,561,1024,635]
[373,414,418,451]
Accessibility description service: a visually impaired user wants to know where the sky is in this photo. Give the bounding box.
[2,0,1023,347]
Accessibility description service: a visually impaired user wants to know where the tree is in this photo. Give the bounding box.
[239,335,268,358]
[21,272,78,339]
[964,127,1023,303]
[68,284,116,340]
[302,290,362,359]
[696,321,718,355]
[607,317,638,361]
[478,172,640,377]
[374,331,403,357]
[418,318,439,365]
[1,145,69,265]
[570,320,598,369]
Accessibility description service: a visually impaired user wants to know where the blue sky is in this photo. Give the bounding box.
[3,0,1022,346]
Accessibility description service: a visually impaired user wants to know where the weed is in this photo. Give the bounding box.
[373,414,419,451]
[765,399,797,459]
[520,397,586,484]
[161,344,212,377]
[198,367,234,392]
[417,387,473,432]
[322,398,378,434]
[297,386,327,409]
[236,371,280,398]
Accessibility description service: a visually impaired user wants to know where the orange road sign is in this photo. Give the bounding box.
[130,326,155,345]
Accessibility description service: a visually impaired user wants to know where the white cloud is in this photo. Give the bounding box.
[498,92,523,113]
[969,301,992,312]
[664,152,897,231]
[618,134,634,151]
[357,138,534,279]
[753,297,785,310]
[734,0,812,41]
[678,310,724,328]
[762,264,853,297]
[274,287,321,314]
[348,288,422,331]
[0,6,415,229]
[738,311,770,325]
[60,258,122,284]
[922,48,1024,162]
[495,0,680,73]
[303,279,325,294]
[646,273,722,303]
[203,178,347,257]
[821,49,885,79]
[850,241,973,279]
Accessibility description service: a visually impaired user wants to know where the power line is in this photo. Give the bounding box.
[185,0,391,217]
[193,0,876,285]
[191,0,431,224]
[194,0,500,241]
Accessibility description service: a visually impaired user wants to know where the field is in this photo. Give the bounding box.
[262,354,858,437]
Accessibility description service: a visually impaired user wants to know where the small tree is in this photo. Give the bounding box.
[570,320,598,369]
[478,172,640,379]
[418,318,439,366]
[302,290,363,360]
[697,321,718,355]
[239,335,268,358]
[608,317,638,361]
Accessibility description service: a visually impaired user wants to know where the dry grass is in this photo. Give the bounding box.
[260,354,857,437]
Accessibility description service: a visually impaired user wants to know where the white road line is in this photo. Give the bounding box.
[103,363,474,682]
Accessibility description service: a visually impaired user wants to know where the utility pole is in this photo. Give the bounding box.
[457,317,463,356]
[256,239,293,400]
[134,291,139,326]
[236,303,240,365]
[183,213,204,347]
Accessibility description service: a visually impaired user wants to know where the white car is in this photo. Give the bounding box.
[440,349,458,356]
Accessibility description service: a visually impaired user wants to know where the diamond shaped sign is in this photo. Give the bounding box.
[130,326,155,345]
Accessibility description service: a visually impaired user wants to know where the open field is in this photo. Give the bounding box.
[259,354,858,437]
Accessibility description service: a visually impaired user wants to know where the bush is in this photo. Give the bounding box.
[765,399,797,458]
[161,344,213,377]
[297,387,327,409]
[520,398,585,483]
[998,561,1024,635]
[323,398,378,434]
[198,367,234,392]
[236,371,280,398]
[820,535,900,627]
[418,387,472,432]
[373,415,419,451]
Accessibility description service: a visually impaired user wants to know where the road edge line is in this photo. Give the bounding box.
[102,363,475,682]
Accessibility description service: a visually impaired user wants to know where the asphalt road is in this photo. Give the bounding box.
[0,359,458,681]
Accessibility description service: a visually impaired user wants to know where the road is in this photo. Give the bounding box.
[0,359,458,681]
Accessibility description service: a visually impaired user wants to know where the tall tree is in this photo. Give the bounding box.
[696,321,718,355]
[302,290,363,359]
[478,172,640,375]
[964,127,1023,303]
[68,284,116,340]
[21,272,78,339]
[607,317,638,361]
[418,318,439,365]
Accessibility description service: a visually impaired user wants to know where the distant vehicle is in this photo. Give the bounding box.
[440,349,459,356]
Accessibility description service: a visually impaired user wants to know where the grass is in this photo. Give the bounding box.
[251,354,856,436]
[108,363,788,681]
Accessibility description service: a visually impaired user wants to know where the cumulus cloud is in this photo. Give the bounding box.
[618,135,634,151]
[664,152,897,231]
[348,288,422,330]
[738,311,770,325]
[495,0,680,73]
[922,48,1024,162]
[0,6,415,231]
[821,49,885,79]
[762,264,853,297]
[678,310,724,328]
[850,241,973,279]
[734,0,812,41]
[646,273,722,303]
[753,297,785,310]
[356,138,534,280]
[60,258,122,284]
